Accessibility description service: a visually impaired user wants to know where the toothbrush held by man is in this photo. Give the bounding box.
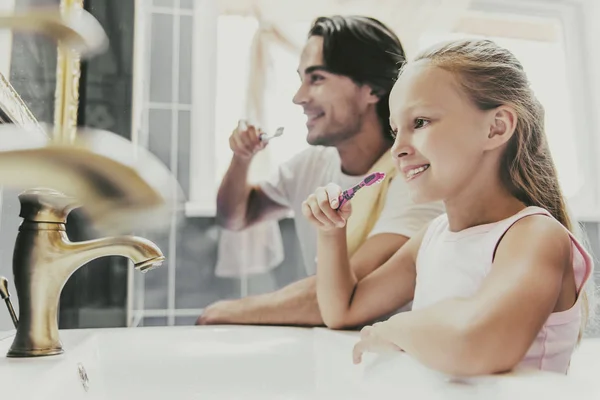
[229,120,285,160]
[236,119,284,147]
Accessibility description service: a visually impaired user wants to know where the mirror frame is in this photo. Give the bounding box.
[0,71,45,135]
[53,0,83,142]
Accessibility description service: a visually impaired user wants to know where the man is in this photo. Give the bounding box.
[197,15,444,326]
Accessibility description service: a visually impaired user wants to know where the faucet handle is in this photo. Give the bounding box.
[18,188,80,224]
[0,276,18,328]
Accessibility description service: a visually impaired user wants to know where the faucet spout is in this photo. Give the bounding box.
[59,234,165,278]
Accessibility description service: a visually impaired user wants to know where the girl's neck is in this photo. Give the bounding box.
[444,171,527,233]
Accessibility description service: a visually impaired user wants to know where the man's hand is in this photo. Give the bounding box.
[195,278,325,327]
[229,120,267,160]
[195,299,246,325]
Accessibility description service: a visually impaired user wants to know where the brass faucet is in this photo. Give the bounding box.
[5,188,165,357]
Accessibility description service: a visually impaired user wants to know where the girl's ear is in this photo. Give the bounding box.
[484,105,517,151]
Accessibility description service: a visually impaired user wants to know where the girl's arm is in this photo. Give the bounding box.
[370,215,573,376]
[315,227,426,329]
[302,183,427,329]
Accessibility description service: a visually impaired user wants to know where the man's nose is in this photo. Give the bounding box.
[293,84,309,105]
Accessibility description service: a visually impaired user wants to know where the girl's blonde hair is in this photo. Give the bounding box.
[408,39,594,338]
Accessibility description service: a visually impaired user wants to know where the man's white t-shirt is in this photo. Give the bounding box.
[259,146,445,275]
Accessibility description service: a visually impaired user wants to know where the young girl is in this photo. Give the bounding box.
[301,39,594,376]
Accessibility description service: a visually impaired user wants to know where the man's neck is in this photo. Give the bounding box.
[336,130,390,176]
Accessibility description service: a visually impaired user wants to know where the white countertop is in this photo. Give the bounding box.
[0,326,598,399]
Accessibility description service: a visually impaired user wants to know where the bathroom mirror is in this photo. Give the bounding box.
[3,0,59,130]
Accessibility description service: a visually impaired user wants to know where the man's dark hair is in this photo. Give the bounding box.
[308,16,406,140]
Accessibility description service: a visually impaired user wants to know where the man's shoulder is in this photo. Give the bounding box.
[267,146,340,203]
[293,145,337,163]
[283,146,339,174]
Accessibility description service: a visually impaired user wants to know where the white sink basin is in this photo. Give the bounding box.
[0,325,597,399]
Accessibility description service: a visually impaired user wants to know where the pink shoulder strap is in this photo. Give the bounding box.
[491,206,592,292]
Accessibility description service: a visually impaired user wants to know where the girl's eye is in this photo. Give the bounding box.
[414,118,430,129]
[390,129,397,139]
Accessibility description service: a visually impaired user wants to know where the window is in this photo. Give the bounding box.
[132,0,599,327]
[133,0,206,327]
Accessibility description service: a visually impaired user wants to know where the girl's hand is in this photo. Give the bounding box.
[301,183,352,231]
[352,323,402,364]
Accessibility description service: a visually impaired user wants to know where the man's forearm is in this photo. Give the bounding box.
[238,276,325,326]
[216,156,253,230]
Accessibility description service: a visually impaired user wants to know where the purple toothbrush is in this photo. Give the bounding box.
[336,172,386,210]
